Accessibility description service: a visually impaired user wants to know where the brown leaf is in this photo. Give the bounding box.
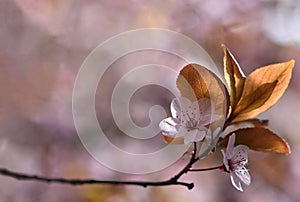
[222,118,269,138]
[222,44,246,109]
[232,60,294,122]
[232,81,277,118]
[233,118,269,128]
[220,127,291,154]
[176,64,229,119]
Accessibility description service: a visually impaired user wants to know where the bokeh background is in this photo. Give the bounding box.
[1,0,300,201]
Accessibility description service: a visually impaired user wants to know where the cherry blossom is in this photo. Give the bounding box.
[221,133,251,192]
[159,97,221,145]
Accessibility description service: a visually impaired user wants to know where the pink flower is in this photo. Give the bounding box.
[159,97,220,145]
[221,133,251,192]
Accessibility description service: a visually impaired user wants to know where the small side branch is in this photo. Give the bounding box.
[188,165,224,172]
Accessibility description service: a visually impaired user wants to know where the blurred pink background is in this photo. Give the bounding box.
[1,0,300,201]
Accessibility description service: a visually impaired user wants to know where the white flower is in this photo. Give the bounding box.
[221,133,251,192]
[159,97,221,145]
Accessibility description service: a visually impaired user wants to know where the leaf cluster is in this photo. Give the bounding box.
[174,45,294,154]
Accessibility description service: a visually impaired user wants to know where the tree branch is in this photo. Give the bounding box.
[0,143,201,190]
[0,167,194,189]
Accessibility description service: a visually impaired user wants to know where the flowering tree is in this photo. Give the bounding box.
[0,45,294,192]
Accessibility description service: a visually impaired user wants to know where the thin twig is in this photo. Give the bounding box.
[188,165,224,172]
[0,143,201,190]
[0,167,193,189]
[171,142,199,181]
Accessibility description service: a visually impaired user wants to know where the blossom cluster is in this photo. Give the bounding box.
[160,98,251,191]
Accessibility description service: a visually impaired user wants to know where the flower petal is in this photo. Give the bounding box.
[182,130,196,144]
[197,98,211,116]
[230,172,244,192]
[198,114,222,126]
[235,167,251,185]
[177,97,192,112]
[159,117,180,137]
[232,145,249,165]
[183,131,196,145]
[170,98,181,119]
[186,98,212,121]
[189,99,204,120]
[182,100,198,123]
[226,133,236,159]
[193,130,206,142]
[183,129,207,145]
[221,149,230,171]
[177,126,188,137]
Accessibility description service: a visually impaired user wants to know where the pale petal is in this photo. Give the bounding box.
[184,137,193,145]
[161,131,178,138]
[189,99,202,120]
[187,98,211,121]
[226,133,236,159]
[177,126,188,137]
[183,100,199,123]
[176,97,192,123]
[197,98,219,120]
[178,97,192,111]
[235,167,251,185]
[232,145,249,165]
[183,130,197,145]
[221,149,230,171]
[159,118,179,137]
[230,172,244,192]
[170,98,181,119]
[193,130,206,142]
[198,114,222,126]
[197,98,211,117]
